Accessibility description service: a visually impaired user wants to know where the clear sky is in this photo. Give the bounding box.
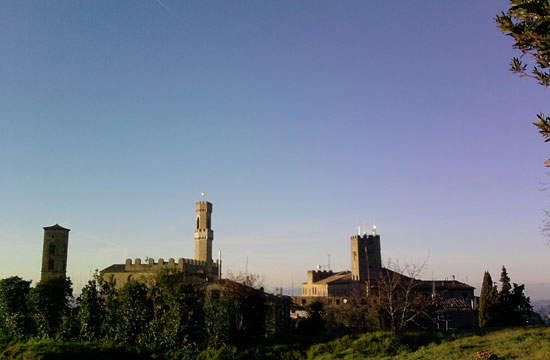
[1,1,548,298]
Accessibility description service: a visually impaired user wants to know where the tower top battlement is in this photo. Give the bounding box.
[195,201,212,211]
[350,234,380,241]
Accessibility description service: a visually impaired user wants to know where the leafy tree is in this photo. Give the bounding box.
[497,266,532,326]
[496,0,550,142]
[97,274,121,341]
[295,301,326,337]
[146,271,206,350]
[116,281,153,346]
[203,294,240,346]
[0,276,32,338]
[28,276,73,338]
[509,282,532,325]
[479,271,498,327]
[77,273,105,341]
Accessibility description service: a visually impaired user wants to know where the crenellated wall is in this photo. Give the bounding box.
[123,257,217,272]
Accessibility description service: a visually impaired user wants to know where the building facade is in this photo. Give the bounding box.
[298,230,475,309]
[101,200,219,288]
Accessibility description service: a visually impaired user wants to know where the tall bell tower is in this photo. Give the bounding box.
[194,201,213,262]
[41,224,70,281]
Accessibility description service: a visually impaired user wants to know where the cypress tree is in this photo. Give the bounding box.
[479,271,497,327]
[497,266,512,326]
[499,266,511,295]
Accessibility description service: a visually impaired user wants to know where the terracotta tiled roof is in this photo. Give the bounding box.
[415,280,475,290]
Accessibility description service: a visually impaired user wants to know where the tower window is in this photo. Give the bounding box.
[48,259,55,271]
[49,244,56,256]
[196,217,200,229]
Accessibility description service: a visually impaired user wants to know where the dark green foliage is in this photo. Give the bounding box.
[480,268,532,328]
[28,277,73,338]
[77,275,104,341]
[116,281,153,346]
[0,340,148,360]
[296,301,326,336]
[96,274,121,340]
[495,0,550,87]
[479,272,498,327]
[495,1,550,143]
[147,272,206,350]
[508,283,532,325]
[0,277,32,338]
[534,113,550,142]
[204,295,241,346]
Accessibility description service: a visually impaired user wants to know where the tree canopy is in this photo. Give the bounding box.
[496,0,550,142]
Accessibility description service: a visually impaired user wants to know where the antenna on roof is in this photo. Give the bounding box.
[357,226,361,235]
[372,224,377,235]
[200,192,206,201]
[328,254,331,271]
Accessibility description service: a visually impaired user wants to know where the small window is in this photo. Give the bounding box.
[128,275,133,281]
[48,259,54,271]
[49,244,56,255]
[196,217,200,229]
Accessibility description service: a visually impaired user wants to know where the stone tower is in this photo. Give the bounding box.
[40,224,70,281]
[351,234,381,282]
[194,201,213,262]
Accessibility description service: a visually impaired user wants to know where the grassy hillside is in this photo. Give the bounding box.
[1,327,548,359]
[307,327,550,360]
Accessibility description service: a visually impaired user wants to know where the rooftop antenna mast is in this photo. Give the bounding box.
[200,192,206,201]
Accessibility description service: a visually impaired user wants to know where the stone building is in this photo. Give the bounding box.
[299,230,474,302]
[297,230,476,329]
[101,200,220,288]
[40,224,70,281]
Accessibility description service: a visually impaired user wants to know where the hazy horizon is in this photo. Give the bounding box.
[1,1,548,299]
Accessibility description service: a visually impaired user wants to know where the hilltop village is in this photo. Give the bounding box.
[39,199,477,329]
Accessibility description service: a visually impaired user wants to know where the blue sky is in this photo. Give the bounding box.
[1,1,548,297]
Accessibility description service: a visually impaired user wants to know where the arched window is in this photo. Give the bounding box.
[196,217,200,229]
[128,275,133,282]
[49,244,56,255]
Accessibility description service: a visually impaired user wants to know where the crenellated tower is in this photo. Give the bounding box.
[194,201,213,262]
[351,233,381,282]
[41,224,70,281]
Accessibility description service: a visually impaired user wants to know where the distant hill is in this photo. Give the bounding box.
[533,299,550,324]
